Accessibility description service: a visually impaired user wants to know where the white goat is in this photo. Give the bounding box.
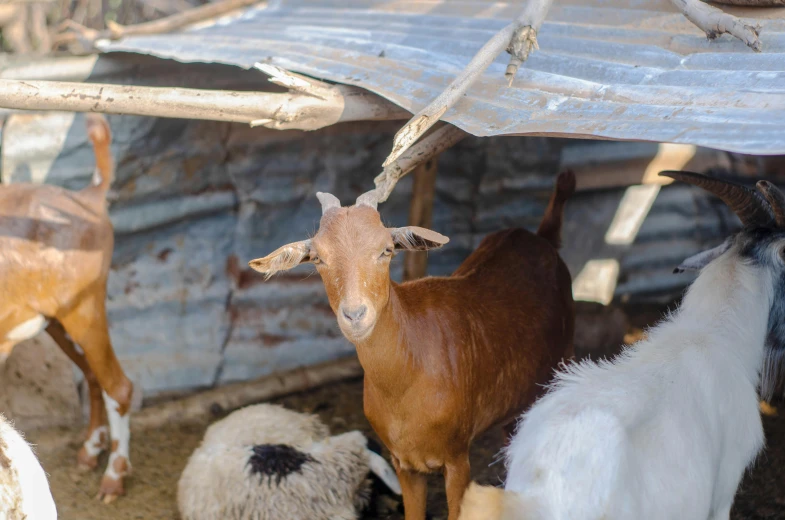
[0,414,57,520]
[458,171,785,520]
[178,404,400,520]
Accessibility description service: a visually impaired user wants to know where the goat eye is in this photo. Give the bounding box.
[311,255,322,265]
[381,248,393,258]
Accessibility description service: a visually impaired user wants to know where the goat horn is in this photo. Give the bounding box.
[659,170,775,228]
[316,192,341,214]
[756,180,785,228]
[355,190,379,210]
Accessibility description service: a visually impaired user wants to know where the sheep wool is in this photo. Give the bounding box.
[0,414,57,520]
[178,404,397,520]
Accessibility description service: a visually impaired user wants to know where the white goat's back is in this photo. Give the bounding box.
[502,254,770,520]
[506,400,625,519]
[0,415,57,520]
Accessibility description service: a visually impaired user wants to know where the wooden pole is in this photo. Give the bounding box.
[381,0,554,168]
[54,0,267,48]
[671,0,761,52]
[374,123,466,203]
[0,66,409,130]
[402,156,438,281]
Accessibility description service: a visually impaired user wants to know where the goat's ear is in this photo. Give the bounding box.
[673,239,732,274]
[389,226,450,251]
[249,240,313,279]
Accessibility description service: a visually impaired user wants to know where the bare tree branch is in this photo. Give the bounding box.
[374,124,467,203]
[403,157,438,281]
[505,25,539,87]
[55,0,267,49]
[0,67,409,130]
[381,0,553,169]
[711,0,785,6]
[671,0,762,52]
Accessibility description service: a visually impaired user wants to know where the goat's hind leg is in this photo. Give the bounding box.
[57,296,133,503]
[47,321,109,471]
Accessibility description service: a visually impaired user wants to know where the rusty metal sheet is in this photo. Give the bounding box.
[101,0,785,154]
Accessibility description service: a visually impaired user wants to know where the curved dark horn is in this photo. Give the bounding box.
[659,170,774,228]
[316,192,341,214]
[757,180,785,227]
[355,190,379,210]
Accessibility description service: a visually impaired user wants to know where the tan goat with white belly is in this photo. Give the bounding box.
[0,114,133,502]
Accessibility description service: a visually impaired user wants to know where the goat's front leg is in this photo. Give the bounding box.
[394,457,428,520]
[59,296,133,504]
[444,454,471,520]
[47,321,109,471]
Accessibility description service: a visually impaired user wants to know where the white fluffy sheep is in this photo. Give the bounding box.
[0,414,57,520]
[178,403,400,520]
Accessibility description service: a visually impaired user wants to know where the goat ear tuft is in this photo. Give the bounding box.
[390,226,449,251]
[249,240,312,280]
[673,239,732,274]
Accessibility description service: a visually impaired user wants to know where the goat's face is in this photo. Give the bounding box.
[248,191,449,342]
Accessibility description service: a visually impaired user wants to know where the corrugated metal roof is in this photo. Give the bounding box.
[102,0,785,154]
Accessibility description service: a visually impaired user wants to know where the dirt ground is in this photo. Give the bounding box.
[34,376,785,520]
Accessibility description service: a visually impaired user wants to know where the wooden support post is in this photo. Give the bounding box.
[0,68,408,130]
[402,156,438,282]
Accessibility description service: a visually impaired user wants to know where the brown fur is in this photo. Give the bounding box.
[0,114,132,501]
[250,171,576,520]
[536,169,575,249]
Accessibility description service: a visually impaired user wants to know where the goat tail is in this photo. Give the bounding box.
[85,113,114,195]
[536,170,576,249]
[458,483,525,520]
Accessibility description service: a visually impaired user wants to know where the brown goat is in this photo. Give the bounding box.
[0,114,133,503]
[249,171,576,519]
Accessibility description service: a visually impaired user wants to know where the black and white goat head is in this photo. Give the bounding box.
[663,170,785,399]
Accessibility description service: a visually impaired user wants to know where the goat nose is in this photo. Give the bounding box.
[341,305,367,322]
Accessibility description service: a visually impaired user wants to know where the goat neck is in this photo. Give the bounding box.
[666,244,771,388]
[351,283,418,397]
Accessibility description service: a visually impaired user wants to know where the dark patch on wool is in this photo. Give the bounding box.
[246,444,317,486]
[365,437,383,456]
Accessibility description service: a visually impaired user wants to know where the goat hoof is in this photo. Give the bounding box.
[76,448,99,472]
[98,475,125,503]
